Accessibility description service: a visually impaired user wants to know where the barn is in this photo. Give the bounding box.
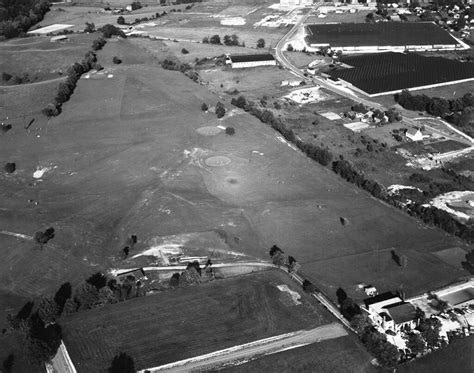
[226,54,277,68]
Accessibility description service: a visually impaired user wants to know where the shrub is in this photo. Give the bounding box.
[286,43,294,51]
[100,24,126,38]
[225,127,235,135]
[201,103,208,111]
[181,48,189,54]
[112,56,122,64]
[117,16,125,25]
[209,34,221,44]
[215,102,226,118]
[4,162,16,173]
[42,103,60,117]
[84,22,95,33]
[92,37,106,51]
[257,38,265,48]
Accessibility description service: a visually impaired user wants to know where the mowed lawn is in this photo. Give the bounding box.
[60,270,334,372]
[221,335,376,373]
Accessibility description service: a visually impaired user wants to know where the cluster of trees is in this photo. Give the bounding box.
[169,260,214,287]
[268,245,301,274]
[6,300,62,366]
[0,0,51,39]
[161,58,191,72]
[108,352,135,373]
[215,101,226,118]
[1,71,37,85]
[332,159,385,198]
[408,202,472,241]
[4,162,15,173]
[33,227,55,248]
[350,314,400,367]
[395,90,474,136]
[202,34,245,47]
[256,38,265,48]
[230,95,246,109]
[43,48,101,117]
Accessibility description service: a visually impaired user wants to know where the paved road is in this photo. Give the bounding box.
[143,323,347,372]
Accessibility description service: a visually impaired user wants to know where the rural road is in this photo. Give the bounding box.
[142,323,347,372]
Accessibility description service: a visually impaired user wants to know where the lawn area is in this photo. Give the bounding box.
[398,335,473,373]
[60,270,334,372]
[220,335,376,373]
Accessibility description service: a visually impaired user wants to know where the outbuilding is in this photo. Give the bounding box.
[225,53,277,69]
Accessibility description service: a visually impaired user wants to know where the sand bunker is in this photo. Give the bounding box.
[205,156,231,167]
[196,126,222,136]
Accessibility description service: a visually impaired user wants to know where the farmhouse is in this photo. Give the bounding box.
[406,128,425,142]
[362,292,418,332]
[327,52,474,97]
[305,22,463,53]
[225,54,277,68]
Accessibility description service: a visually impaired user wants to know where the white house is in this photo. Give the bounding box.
[363,292,418,333]
[226,54,277,69]
[405,128,425,141]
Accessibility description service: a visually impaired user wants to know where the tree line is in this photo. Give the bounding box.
[42,25,126,117]
[395,90,474,137]
[241,96,473,243]
[0,0,50,39]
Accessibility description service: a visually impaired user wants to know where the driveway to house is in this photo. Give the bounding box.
[142,323,348,372]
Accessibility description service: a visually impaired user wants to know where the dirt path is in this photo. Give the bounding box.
[0,76,65,89]
[0,231,33,240]
[141,323,347,372]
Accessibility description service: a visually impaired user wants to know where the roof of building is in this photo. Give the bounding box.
[328,52,474,95]
[229,54,275,63]
[439,287,474,306]
[384,302,417,324]
[364,291,399,308]
[305,22,458,47]
[406,128,422,137]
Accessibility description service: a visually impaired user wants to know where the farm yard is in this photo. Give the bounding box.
[328,52,474,96]
[59,270,339,372]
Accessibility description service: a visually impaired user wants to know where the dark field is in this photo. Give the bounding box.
[329,52,474,95]
[220,335,377,373]
[60,270,335,372]
[306,22,459,47]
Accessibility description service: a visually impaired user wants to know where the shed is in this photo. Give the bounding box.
[226,54,277,69]
[50,35,68,42]
[406,128,424,141]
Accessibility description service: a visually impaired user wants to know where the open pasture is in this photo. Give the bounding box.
[60,270,334,372]
[1,35,471,319]
[0,33,97,82]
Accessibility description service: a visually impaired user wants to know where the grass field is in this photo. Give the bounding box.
[60,270,335,372]
[0,34,97,81]
[220,334,376,373]
[1,20,472,354]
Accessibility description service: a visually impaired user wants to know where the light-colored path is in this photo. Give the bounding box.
[0,76,65,89]
[0,231,33,240]
[139,323,347,372]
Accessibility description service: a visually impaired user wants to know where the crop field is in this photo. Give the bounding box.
[60,270,335,372]
[329,52,474,95]
[305,22,459,48]
[222,335,376,373]
[0,34,97,82]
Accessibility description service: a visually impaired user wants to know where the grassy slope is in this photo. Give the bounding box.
[60,270,335,372]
